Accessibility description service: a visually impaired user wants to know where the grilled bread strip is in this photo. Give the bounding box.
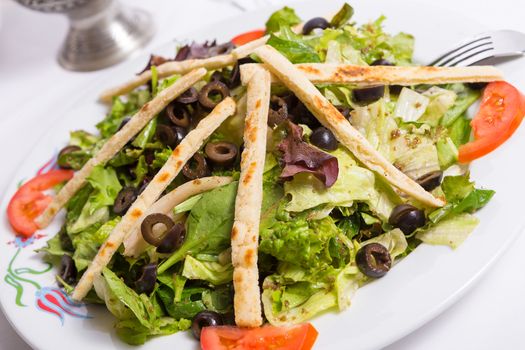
[240,63,503,86]
[99,36,269,103]
[123,176,233,258]
[231,66,271,327]
[253,45,445,207]
[36,68,207,229]
[72,97,236,301]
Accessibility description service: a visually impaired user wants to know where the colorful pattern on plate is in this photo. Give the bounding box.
[4,153,92,324]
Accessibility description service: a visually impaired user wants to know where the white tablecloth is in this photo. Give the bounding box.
[1,0,524,349]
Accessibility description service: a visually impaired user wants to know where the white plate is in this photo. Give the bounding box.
[1,1,524,349]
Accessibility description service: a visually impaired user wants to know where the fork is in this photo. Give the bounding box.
[429,30,525,67]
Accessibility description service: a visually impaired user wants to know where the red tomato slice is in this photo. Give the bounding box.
[7,169,73,237]
[201,324,318,350]
[231,29,266,46]
[458,81,525,163]
[471,81,524,139]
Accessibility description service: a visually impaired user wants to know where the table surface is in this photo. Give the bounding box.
[1,0,524,349]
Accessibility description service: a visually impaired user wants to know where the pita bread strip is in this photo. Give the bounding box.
[254,45,444,207]
[230,67,270,328]
[72,97,236,301]
[233,267,263,327]
[240,63,503,86]
[36,68,207,229]
[99,55,234,103]
[123,176,233,258]
[99,38,269,103]
[231,35,270,59]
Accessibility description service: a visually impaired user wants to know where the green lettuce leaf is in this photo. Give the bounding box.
[330,3,354,28]
[97,268,155,327]
[393,143,440,180]
[265,6,301,33]
[262,279,337,326]
[361,228,408,260]
[173,194,203,214]
[86,165,123,214]
[436,137,459,169]
[72,218,119,271]
[132,118,157,149]
[417,213,479,249]
[285,148,400,220]
[182,255,233,285]
[267,27,321,63]
[96,89,150,138]
[429,174,494,222]
[448,113,472,147]
[419,86,457,126]
[157,285,207,319]
[440,84,481,127]
[394,88,430,122]
[115,317,191,345]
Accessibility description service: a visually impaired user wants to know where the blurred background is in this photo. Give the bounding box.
[0,0,524,349]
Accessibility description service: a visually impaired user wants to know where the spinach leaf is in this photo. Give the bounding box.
[158,182,239,273]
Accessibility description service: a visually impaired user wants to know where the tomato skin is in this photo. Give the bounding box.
[458,81,525,163]
[231,29,266,46]
[7,169,73,237]
[200,324,318,350]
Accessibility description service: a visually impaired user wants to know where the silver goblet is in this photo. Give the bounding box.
[14,0,155,71]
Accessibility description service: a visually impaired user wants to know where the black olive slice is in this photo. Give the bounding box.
[388,204,426,235]
[416,170,443,192]
[140,213,175,247]
[302,17,330,35]
[135,263,157,295]
[156,124,178,147]
[310,127,338,151]
[166,103,191,128]
[205,142,238,167]
[175,87,199,104]
[182,154,210,180]
[356,243,392,278]
[198,81,230,109]
[113,187,138,216]
[268,95,289,127]
[156,223,186,254]
[57,145,82,169]
[353,86,385,104]
[59,254,77,286]
[191,311,223,340]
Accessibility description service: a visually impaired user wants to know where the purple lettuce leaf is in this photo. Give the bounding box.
[278,121,339,187]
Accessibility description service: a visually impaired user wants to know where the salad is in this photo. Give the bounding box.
[7,3,524,349]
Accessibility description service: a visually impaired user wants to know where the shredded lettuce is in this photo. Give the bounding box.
[394,88,430,122]
[419,86,457,126]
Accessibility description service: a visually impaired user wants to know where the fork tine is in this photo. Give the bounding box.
[436,40,493,67]
[429,35,492,66]
[443,47,495,67]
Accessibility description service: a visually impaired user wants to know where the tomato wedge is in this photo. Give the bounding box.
[231,29,266,46]
[458,81,525,163]
[7,169,73,237]
[200,324,318,350]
